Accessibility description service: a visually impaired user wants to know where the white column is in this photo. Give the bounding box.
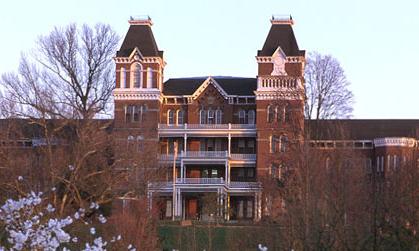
[228,133,231,157]
[257,192,262,220]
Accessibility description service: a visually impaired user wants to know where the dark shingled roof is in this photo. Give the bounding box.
[258,23,305,57]
[306,119,419,140]
[163,77,257,96]
[116,25,163,57]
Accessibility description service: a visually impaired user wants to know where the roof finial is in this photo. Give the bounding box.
[129,15,153,26]
[271,15,294,25]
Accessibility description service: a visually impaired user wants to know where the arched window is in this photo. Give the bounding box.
[167,110,174,125]
[177,110,184,125]
[146,67,153,88]
[200,109,206,124]
[120,67,126,88]
[325,157,330,170]
[267,105,274,123]
[238,109,246,124]
[247,110,255,124]
[215,109,223,124]
[284,105,291,123]
[131,63,142,88]
[207,109,215,124]
[280,135,288,152]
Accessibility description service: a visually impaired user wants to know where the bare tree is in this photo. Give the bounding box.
[1,23,119,119]
[305,52,354,120]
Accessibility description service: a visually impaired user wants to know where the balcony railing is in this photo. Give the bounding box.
[158,123,256,130]
[230,154,256,160]
[148,180,260,191]
[257,76,303,89]
[182,151,228,158]
[159,152,256,161]
[176,177,224,184]
[229,181,261,189]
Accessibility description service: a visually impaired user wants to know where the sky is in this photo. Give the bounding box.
[0,0,418,119]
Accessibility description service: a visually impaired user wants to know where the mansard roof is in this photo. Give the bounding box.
[116,25,163,57]
[163,77,257,96]
[306,119,419,140]
[258,23,305,57]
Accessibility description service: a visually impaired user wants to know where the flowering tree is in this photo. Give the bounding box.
[0,190,136,251]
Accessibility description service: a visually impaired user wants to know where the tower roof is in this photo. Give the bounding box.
[116,17,163,57]
[258,16,305,57]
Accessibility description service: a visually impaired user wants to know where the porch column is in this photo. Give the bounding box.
[183,132,187,152]
[226,193,230,221]
[147,191,152,212]
[177,189,182,218]
[256,192,262,220]
[228,133,231,156]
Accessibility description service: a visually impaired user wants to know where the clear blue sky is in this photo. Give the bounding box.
[1,0,418,119]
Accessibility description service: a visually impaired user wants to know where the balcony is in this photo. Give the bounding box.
[158,123,256,137]
[159,152,256,163]
[148,179,260,192]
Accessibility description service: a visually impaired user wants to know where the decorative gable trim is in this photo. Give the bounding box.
[128,47,144,62]
[191,77,229,100]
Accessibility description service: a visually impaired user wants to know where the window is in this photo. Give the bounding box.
[238,139,245,153]
[133,106,142,122]
[246,200,253,218]
[120,67,126,88]
[165,200,172,218]
[131,63,142,88]
[238,110,246,124]
[248,140,255,153]
[177,110,184,125]
[247,110,255,124]
[325,157,330,170]
[215,109,223,124]
[280,135,288,152]
[270,164,280,179]
[125,105,133,122]
[267,105,274,123]
[270,136,279,153]
[207,109,215,124]
[200,110,206,124]
[146,67,153,88]
[167,110,175,125]
[215,139,222,151]
[284,105,291,123]
[276,106,281,122]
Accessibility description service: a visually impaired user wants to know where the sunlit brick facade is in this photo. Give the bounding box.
[112,16,419,221]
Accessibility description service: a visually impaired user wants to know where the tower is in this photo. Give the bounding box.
[113,16,165,142]
[255,15,306,178]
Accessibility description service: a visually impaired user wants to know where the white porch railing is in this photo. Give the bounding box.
[176,177,224,184]
[230,154,256,160]
[158,123,256,130]
[182,151,228,158]
[229,181,261,189]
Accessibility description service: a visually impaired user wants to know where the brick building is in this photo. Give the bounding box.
[112,16,419,222]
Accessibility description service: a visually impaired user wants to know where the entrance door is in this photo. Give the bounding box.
[187,198,198,219]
